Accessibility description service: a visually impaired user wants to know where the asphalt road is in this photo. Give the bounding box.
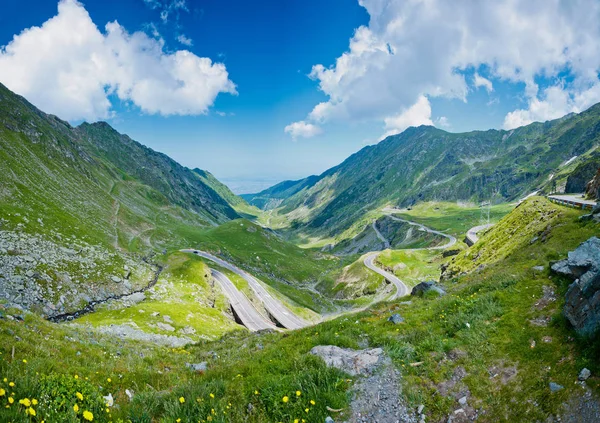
[363,252,409,299]
[465,223,494,245]
[181,249,308,330]
[361,209,458,300]
[211,269,277,332]
[548,194,597,209]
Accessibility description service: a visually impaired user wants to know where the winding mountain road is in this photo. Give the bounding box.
[181,249,308,330]
[210,269,277,331]
[362,209,458,299]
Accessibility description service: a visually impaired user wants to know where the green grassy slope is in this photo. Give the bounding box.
[0,82,238,252]
[2,198,599,422]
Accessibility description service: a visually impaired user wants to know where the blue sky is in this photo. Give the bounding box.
[1,0,600,193]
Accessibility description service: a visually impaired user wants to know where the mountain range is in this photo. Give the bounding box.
[244,107,600,237]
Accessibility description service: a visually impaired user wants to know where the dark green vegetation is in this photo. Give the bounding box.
[246,106,600,239]
[1,198,599,422]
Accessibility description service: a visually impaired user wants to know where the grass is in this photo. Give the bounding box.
[377,249,444,288]
[1,198,599,422]
[391,201,515,238]
[77,252,242,341]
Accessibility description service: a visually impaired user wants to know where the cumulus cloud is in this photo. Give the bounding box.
[383,95,433,137]
[0,0,236,121]
[289,0,600,135]
[503,83,600,129]
[284,121,322,140]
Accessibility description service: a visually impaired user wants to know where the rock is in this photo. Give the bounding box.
[179,326,196,335]
[310,345,384,376]
[585,167,600,200]
[156,322,175,332]
[388,313,404,324]
[579,368,592,381]
[325,417,335,423]
[151,312,160,317]
[163,315,173,323]
[549,382,564,392]
[458,396,468,406]
[186,362,208,372]
[125,389,134,401]
[110,276,122,283]
[551,237,600,335]
[542,336,553,343]
[417,404,424,414]
[443,249,461,258]
[532,265,545,272]
[411,281,446,297]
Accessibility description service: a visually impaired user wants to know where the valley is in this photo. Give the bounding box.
[1,81,600,423]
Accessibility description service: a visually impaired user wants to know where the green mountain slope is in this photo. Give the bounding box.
[249,106,600,238]
[0,82,239,250]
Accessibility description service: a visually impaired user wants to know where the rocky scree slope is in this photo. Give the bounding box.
[247,105,600,238]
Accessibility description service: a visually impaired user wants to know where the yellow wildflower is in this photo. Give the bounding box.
[83,410,94,421]
[107,378,112,383]
[27,407,36,416]
[294,419,299,423]
[0,389,5,396]
[74,375,79,379]
[2,378,6,382]
[76,392,84,401]
[209,393,214,399]
[32,399,38,405]
[282,396,289,403]
[74,403,79,413]
[176,419,181,423]
[179,396,185,404]
[22,359,27,364]
[254,390,259,395]
[8,382,14,387]
[8,397,14,404]
[305,408,309,413]
[310,400,316,405]
[296,390,301,397]
[19,398,31,407]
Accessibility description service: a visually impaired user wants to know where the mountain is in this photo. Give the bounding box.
[247,105,600,237]
[0,82,240,251]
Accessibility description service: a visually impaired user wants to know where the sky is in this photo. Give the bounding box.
[1,0,600,193]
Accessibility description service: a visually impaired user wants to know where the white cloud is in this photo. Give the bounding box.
[383,95,433,137]
[177,34,193,46]
[290,0,600,134]
[0,0,235,121]
[503,83,600,129]
[284,121,322,140]
[473,73,493,93]
[436,116,450,128]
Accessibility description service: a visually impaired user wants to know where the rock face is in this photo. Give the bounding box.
[586,167,600,199]
[310,346,384,376]
[411,281,446,297]
[551,237,600,335]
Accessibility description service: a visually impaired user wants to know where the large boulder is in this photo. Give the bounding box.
[411,281,446,297]
[551,237,600,335]
[310,345,384,376]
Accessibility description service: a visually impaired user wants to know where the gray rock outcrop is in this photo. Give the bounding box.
[310,345,384,376]
[411,281,446,297]
[551,237,600,335]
